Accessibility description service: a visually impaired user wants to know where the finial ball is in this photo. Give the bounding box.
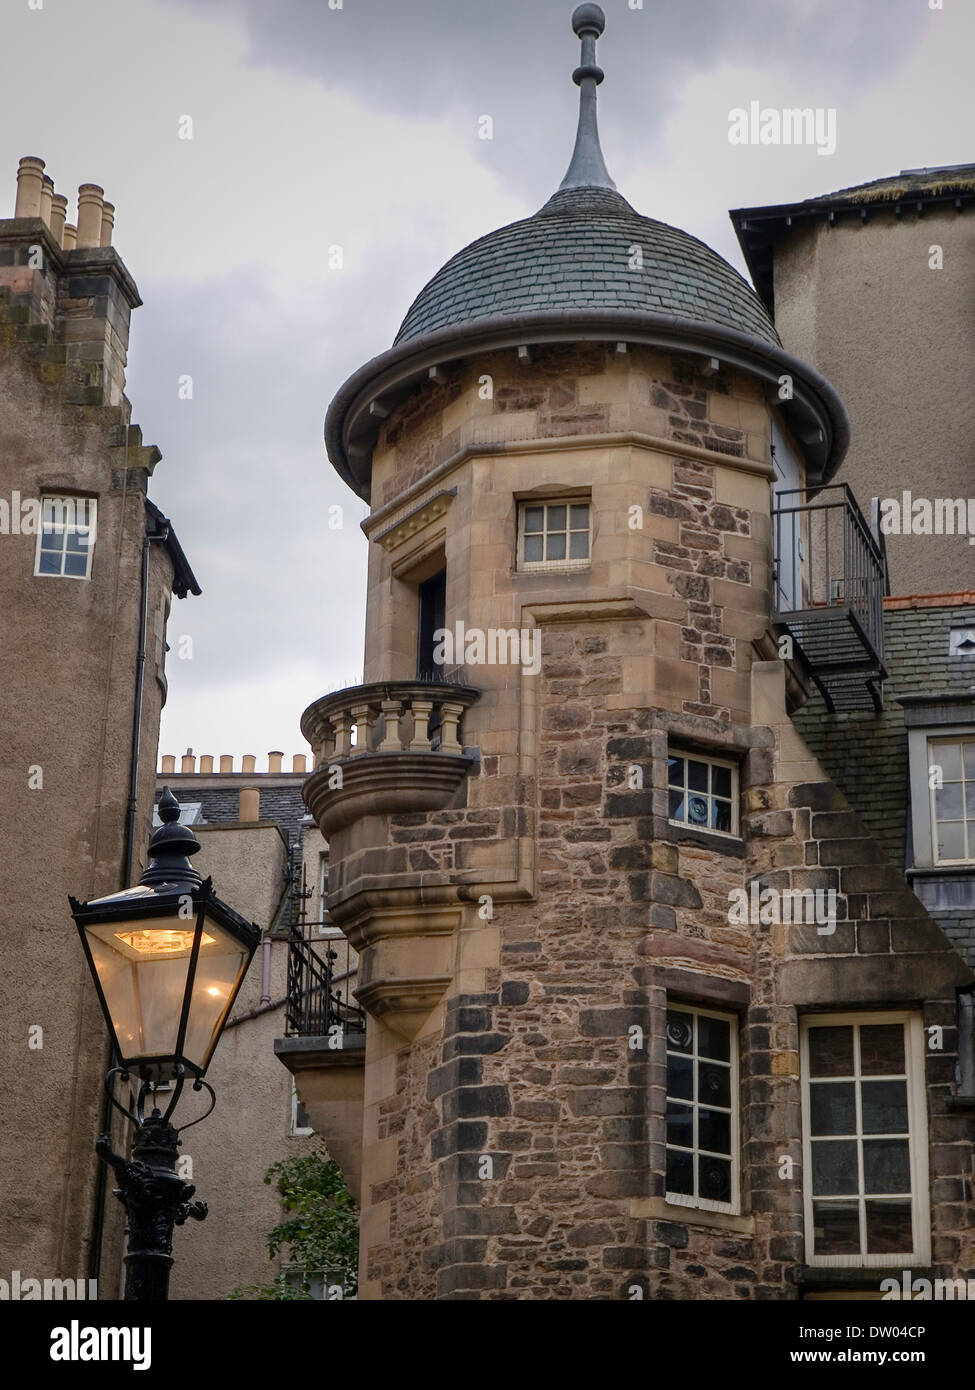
[572,4,606,38]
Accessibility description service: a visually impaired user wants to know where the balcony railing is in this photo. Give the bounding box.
[301,678,480,764]
[285,931,366,1038]
[772,484,888,713]
[300,679,481,837]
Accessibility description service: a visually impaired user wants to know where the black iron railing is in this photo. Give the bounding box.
[772,484,888,713]
[285,931,366,1037]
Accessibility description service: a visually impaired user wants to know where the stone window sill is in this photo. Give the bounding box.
[630,1195,755,1236]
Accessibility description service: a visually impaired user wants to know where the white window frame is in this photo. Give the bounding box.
[800,1011,930,1269]
[517,497,591,573]
[667,749,740,838]
[290,1083,313,1138]
[665,1003,741,1216]
[927,733,975,866]
[315,852,341,937]
[34,495,97,580]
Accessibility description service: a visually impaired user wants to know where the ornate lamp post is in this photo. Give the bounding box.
[70,787,261,1300]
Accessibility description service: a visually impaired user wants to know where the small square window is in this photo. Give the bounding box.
[668,750,739,838]
[291,1083,313,1137]
[33,496,97,580]
[517,498,590,571]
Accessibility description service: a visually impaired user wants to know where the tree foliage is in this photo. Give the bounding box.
[229,1146,358,1300]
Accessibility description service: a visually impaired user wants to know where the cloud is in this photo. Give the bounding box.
[1,0,968,762]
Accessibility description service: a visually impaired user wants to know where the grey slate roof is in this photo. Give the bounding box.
[796,600,975,968]
[394,186,780,349]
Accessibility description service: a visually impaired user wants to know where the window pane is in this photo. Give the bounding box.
[64,552,89,577]
[546,532,566,561]
[687,759,709,792]
[711,799,732,833]
[697,1015,730,1062]
[569,505,589,530]
[66,528,91,552]
[712,765,732,797]
[666,1147,693,1196]
[569,530,589,559]
[547,505,566,531]
[686,794,709,827]
[937,823,966,860]
[811,1139,858,1195]
[861,1080,908,1134]
[813,1200,860,1256]
[668,790,684,821]
[859,1023,904,1076]
[810,1082,856,1136]
[964,742,975,778]
[667,1054,693,1100]
[697,1155,731,1202]
[865,1200,913,1254]
[808,1026,854,1077]
[935,743,962,780]
[523,506,544,533]
[666,1010,693,1053]
[40,529,62,550]
[666,1102,693,1150]
[966,784,975,819]
[698,1108,731,1156]
[863,1139,911,1194]
[38,550,61,574]
[667,758,685,788]
[698,1061,730,1108]
[935,784,964,819]
[523,534,543,563]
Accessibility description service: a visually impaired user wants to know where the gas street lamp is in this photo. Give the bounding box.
[70,787,260,1300]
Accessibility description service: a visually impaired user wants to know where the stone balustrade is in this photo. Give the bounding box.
[301,680,480,766]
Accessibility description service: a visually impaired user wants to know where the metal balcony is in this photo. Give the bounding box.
[772,485,888,713]
[285,931,366,1038]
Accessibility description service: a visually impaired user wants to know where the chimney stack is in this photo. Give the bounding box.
[268,751,284,773]
[14,157,45,218]
[76,183,104,248]
[292,754,307,774]
[61,223,77,250]
[239,788,260,822]
[160,755,176,774]
[219,755,234,773]
[99,201,115,248]
[50,193,68,245]
[39,175,54,228]
[241,754,256,774]
[199,754,214,773]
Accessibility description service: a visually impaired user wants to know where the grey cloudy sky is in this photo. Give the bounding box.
[2,0,971,766]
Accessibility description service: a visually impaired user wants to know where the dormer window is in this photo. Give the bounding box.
[34,495,96,579]
[517,499,590,572]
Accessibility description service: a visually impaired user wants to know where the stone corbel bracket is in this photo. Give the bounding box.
[346,907,461,1039]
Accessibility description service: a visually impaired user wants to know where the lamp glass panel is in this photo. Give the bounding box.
[182,912,254,1071]
[84,916,203,1062]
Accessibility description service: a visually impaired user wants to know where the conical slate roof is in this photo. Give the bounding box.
[325,4,849,501]
[394,184,780,348]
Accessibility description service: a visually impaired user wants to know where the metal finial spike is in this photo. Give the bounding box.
[559,5,616,192]
[158,786,181,823]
